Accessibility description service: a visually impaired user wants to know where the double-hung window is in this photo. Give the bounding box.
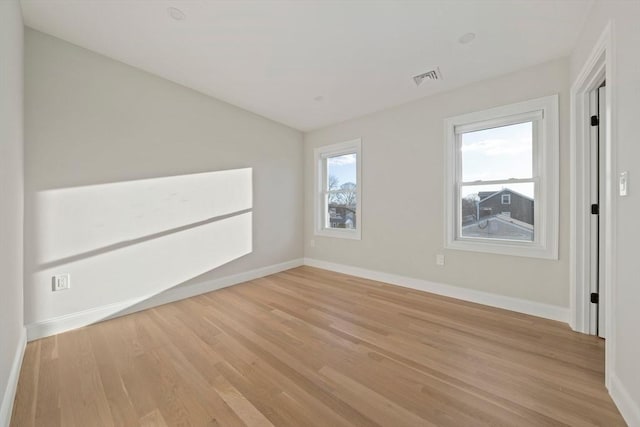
[444,95,559,259]
[314,139,362,239]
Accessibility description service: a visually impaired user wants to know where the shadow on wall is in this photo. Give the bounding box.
[25,168,253,326]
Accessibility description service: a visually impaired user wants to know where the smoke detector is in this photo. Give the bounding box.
[412,68,442,87]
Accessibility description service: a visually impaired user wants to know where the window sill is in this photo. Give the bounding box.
[446,238,558,260]
[315,228,361,240]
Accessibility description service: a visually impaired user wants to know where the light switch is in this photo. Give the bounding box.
[619,171,628,196]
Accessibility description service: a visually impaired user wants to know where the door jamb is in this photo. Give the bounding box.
[569,21,615,389]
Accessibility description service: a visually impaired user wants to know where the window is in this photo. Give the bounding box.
[314,139,362,239]
[444,95,559,259]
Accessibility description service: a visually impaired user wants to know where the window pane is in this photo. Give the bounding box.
[326,153,358,230]
[327,190,357,229]
[461,122,533,182]
[327,153,357,191]
[460,183,534,241]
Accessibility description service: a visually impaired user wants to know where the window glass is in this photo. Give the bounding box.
[327,154,357,186]
[461,122,533,182]
[458,122,535,243]
[460,183,534,242]
[326,153,357,229]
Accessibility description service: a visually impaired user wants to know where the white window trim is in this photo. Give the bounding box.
[314,139,362,240]
[444,95,559,259]
[501,194,511,205]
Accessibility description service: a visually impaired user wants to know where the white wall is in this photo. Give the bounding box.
[570,2,640,425]
[0,0,25,423]
[24,29,304,326]
[305,58,570,309]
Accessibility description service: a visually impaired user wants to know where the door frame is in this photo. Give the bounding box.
[569,21,615,389]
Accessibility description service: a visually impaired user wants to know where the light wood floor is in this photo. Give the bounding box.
[12,266,625,426]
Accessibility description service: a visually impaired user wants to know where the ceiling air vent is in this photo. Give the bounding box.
[412,68,442,87]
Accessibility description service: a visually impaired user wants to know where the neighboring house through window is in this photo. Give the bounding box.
[444,95,559,259]
[314,139,362,239]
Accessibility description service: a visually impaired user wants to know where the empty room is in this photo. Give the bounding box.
[1,0,639,426]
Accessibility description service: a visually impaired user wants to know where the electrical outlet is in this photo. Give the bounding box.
[436,254,445,266]
[52,274,71,292]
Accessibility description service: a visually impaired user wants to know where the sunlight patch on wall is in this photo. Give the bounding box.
[28,168,253,321]
[35,168,252,264]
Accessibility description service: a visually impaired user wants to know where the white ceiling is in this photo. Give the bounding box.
[20,0,593,131]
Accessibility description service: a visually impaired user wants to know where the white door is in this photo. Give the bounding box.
[597,85,606,339]
[589,83,606,338]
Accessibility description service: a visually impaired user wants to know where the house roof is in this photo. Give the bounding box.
[478,188,533,204]
[461,214,533,241]
[492,213,533,231]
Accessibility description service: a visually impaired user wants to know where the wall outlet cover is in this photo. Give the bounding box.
[52,274,71,292]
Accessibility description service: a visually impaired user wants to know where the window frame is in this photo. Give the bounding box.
[501,194,511,205]
[314,138,362,240]
[444,95,559,259]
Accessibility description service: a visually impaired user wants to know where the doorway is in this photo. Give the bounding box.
[570,21,615,389]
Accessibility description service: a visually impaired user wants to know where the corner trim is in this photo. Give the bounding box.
[26,258,304,341]
[610,374,640,427]
[0,327,27,427]
[303,258,569,323]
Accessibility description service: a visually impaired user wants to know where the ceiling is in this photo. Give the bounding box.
[20,0,593,131]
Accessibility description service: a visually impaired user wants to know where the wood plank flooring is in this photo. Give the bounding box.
[11,266,626,426]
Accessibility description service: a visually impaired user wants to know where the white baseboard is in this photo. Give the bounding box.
[26,256,569,339]
[303,258,570,323]
[0,327,26,427]
[611,374,640,427]
[26,258,304,341]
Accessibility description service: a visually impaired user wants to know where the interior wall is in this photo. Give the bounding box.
[0,0,25,420]
[304,58,570,308]
[570,1,640,423]
[24,29,304,325]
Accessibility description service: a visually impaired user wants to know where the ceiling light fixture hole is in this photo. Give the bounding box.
[458,32,476,44]
[167,7,186,21]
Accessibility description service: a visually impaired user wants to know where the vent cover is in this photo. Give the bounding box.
[413,68,442,87]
